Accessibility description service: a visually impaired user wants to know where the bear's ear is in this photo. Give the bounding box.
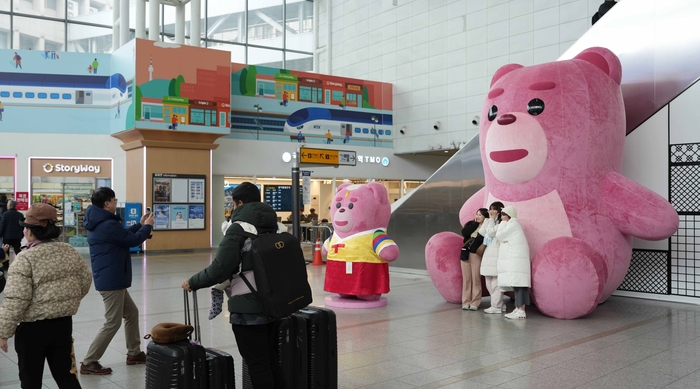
[574,47,622,85]
[336,183,352,194]
[490,64,524,87]
[366,182,388,204]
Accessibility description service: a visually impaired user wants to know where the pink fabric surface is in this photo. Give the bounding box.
[426,47,679,319]
[425,232,463,304]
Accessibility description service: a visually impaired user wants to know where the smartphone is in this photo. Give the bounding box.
[146,207,152,215]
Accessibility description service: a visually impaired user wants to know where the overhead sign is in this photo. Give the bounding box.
[302,171,311,205]
[299,148,357,166]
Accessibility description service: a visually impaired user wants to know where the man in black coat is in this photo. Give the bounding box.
[0,200,24,258]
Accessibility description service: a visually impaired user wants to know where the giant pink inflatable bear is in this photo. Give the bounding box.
[323,183,400,301]
[426,47,679,319]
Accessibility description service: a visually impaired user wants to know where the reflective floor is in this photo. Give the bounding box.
[2,250,700,389]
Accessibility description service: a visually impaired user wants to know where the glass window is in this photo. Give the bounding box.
[174,107,187,115]
[332,90,343,101]
[0,92,8,98]
[0,15,9,48]
[68,24,113,54]
[14,0,63,17]
[50,93,60,99]
[15,17,65,51]
[12,92,21,98]
[25,92,35,98]
[0,0,9,11]
[207,0,246,43]
[209,41,246,63]
[38,93,47,99]
[299,86,311,101]
[284,52,312,71]
[247,0,283,48]
[285,0,313,52]
[191,109,205,124]
[283,84,296,92]
[68,0,113,26]
[248,46,282,67]
[62,93,72,100]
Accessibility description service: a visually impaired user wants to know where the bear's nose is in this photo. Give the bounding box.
[339,208,345,213]
[497,114,517,125]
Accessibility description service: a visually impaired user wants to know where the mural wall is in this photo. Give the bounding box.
[0,49,121,134]
[110,40,136,134]
[230,63,393,148]
[134,39,231,135]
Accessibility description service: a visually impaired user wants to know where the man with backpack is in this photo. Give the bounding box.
[182,182,285,389]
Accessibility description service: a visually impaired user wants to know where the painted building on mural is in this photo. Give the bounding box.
[230,63,394,148]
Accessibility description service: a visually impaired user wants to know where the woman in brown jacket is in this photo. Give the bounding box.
[0,204,92,389]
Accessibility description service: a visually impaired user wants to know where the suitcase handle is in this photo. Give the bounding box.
[183,290,201,342]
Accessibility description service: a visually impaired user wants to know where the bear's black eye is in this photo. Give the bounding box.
[336,202,341,209]
[488,105,498,121]
[527,98,545,116]
[348,203,354,209]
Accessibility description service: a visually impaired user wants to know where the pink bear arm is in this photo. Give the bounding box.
[378,245,399,262]
[602,172,679,240]
[425,232,463,304]
[458,187,487,227]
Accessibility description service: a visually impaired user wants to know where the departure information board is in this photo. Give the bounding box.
[264,185,303,212]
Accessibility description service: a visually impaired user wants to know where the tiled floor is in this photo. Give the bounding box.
[2,250,700,388]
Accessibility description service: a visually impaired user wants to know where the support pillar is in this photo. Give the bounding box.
[113,0,120,52]
[148,0,160,41]
[136,0,146,39]
[190,0,201,46]
[175,4,185,44]
[120,0,130,47]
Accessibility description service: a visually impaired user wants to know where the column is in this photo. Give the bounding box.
[148,0,160,41]
[135,0,146,39]
[212,175,225,247]
[190,0,201,46]
[113,0,120,51]
[120,0,130,47]
[175,4,185,44]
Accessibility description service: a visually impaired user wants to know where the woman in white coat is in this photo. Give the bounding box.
[496,206,531,319]
[480,201,505,314]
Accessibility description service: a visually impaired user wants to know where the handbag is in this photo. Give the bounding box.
[460,238,474,261]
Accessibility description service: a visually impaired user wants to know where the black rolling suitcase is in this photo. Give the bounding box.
[145,291,207,389]
[242,313,308,389]
[146,290,235,389]
[298,306,338,389]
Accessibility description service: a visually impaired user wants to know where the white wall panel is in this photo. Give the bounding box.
[623,106,670,250]
[670,81,700,145]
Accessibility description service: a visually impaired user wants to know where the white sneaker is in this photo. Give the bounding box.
[501,306,507,312]
[462,305,470,310]
[469,306,478,311]
[505,309,526,319]
[484,307,501,314]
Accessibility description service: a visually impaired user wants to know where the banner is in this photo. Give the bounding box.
[14,192,29,211]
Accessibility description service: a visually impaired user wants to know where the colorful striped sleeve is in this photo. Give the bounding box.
[372,230,396,254]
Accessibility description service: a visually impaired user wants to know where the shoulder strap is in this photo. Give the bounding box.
[229,221,260,296]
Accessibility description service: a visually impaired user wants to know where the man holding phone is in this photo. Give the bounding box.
[80,188,154,375]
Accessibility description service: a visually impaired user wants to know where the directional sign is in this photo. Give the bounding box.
[299,148,357,166]
[299,148,338,165]
[337,150,357,166]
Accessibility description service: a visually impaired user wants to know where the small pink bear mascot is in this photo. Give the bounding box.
[426,47,679,319]
[323,183,400,301]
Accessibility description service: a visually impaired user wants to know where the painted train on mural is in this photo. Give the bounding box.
[230,64,394,147]
[0,72,129,107]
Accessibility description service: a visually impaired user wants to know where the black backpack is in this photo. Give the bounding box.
[232,225,312,319]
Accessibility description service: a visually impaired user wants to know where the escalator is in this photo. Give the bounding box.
[389,0,700,270]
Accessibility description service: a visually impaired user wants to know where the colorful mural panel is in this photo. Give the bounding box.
[134,39,231,135]
[229,63,393,148]
[0,49,122,135]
